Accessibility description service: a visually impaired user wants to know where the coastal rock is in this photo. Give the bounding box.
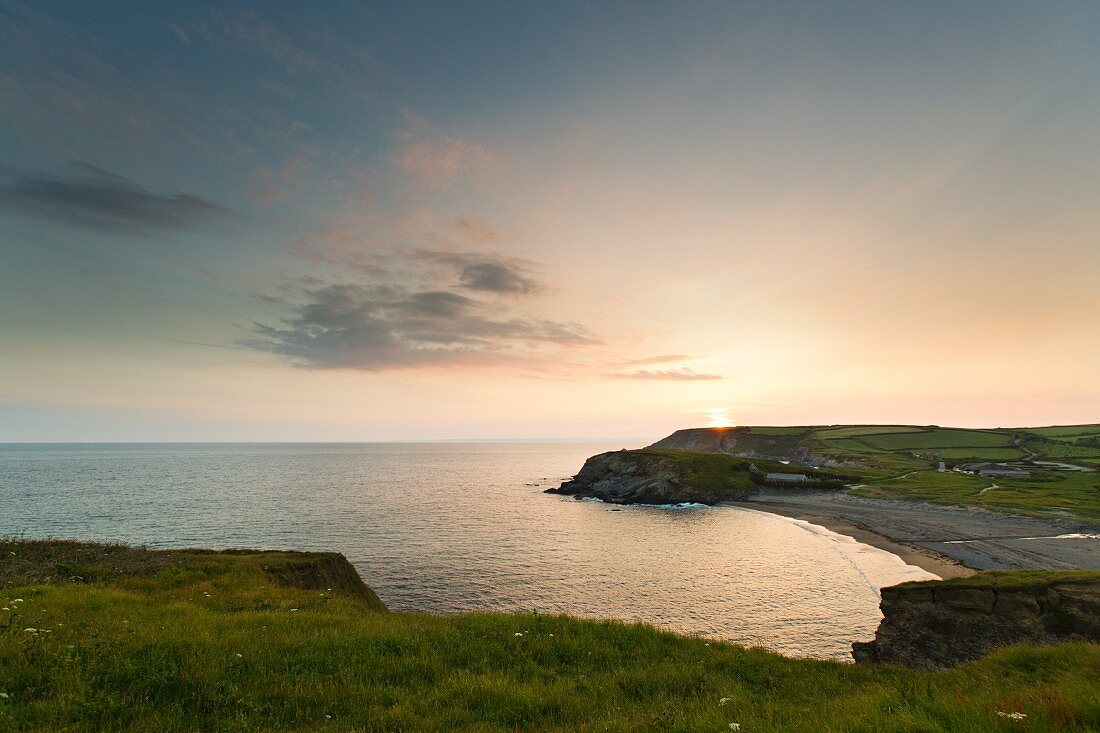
[545,449,756,505]
[852,574,1100,668]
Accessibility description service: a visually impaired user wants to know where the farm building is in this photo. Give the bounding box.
[766,472,808,483]
[957,462,1030,479]
[980,467,1030,479]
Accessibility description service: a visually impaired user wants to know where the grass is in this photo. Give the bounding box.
[935,447,1027,460]
[744,426,812,436]
[2,541,1099,732]
[915,569,1100,591]
[851,470,1100,522]
[1025,426,1100,440]
[816,426,928,439]
[1030,444,1100,459]
[861,429,1014,451]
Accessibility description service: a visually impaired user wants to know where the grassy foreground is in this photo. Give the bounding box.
[2,542,1099,731]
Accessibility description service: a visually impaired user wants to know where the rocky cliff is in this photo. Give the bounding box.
[852,571,1100,668]
[546,449,760,505]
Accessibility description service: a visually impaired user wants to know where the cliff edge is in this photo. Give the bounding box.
[853,571,1100,667]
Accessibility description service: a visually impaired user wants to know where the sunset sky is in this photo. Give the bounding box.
[2,1,1099,441]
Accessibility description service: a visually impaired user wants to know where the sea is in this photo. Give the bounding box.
[0,441,937,660]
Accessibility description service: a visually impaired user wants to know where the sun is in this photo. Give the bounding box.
[704,408,734,429]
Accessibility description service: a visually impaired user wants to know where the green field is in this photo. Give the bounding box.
[816,426,927,439]
[744,426,813,436]
[1029,443,1100,459]
[819,437,886,453]
[2,541,1099,732]
[935,447,1026,460]
[1025,426,1100,440]
[861,429,1014,451]
[853,469,1100,521]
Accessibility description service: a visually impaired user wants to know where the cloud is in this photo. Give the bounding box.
[168,23,191,44]
[447,216,500,244]
[0,161,234,236]
[610,368,723,381]
[621,354,695,366]
[395,111,499,189]
[286,228,547,297]
[248,282,598,370]
[416,250,544,296]
[190,10,325,75]
[397,136,497,189]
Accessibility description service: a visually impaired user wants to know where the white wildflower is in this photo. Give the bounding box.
[23,628,37,634]
[0,692,9,698]
[997,711,1027,721]
[2,607,8,611]
[514,632,524,636]
[290,608,299,612]
[12,599,23,603]
[325,714,332,719]
[729,724,741,731]
[719,697,732,706]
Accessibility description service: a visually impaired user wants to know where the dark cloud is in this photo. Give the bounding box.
[610,368,723,381]
[248,282,598,370]
[416,250,544,295]
[0,162,234,236]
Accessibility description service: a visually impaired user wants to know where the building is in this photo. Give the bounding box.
[979,467,1030,479]
[765,472,808,483]
[956,462,1030,479]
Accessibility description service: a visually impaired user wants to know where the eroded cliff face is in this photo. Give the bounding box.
[852,576,1100,668]
[545,449,756,505]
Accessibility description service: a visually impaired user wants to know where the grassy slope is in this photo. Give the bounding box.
[913,569,1100,590]
[2,541,1099,732]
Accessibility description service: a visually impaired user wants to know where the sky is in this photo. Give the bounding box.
[1,1,1099,442]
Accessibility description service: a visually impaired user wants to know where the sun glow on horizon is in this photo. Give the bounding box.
[703,408,735,429]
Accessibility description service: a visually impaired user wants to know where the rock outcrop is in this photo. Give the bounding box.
[852,572,1100,667]
[545,449,757,505]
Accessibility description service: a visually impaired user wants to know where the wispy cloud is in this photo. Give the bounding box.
[610,368,723,381]
[621,354,696,366]
[0,161,234,236]
[248,281,597,370]
[395,112,500,189]
[189,9,326,75]
[447,216,501,245]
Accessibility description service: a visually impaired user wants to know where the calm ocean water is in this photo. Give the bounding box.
[0,442,935,660]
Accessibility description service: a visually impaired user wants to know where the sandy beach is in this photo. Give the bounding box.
[731,491,1100,577]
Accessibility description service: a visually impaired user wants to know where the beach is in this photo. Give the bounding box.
[732,491,1100,576]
